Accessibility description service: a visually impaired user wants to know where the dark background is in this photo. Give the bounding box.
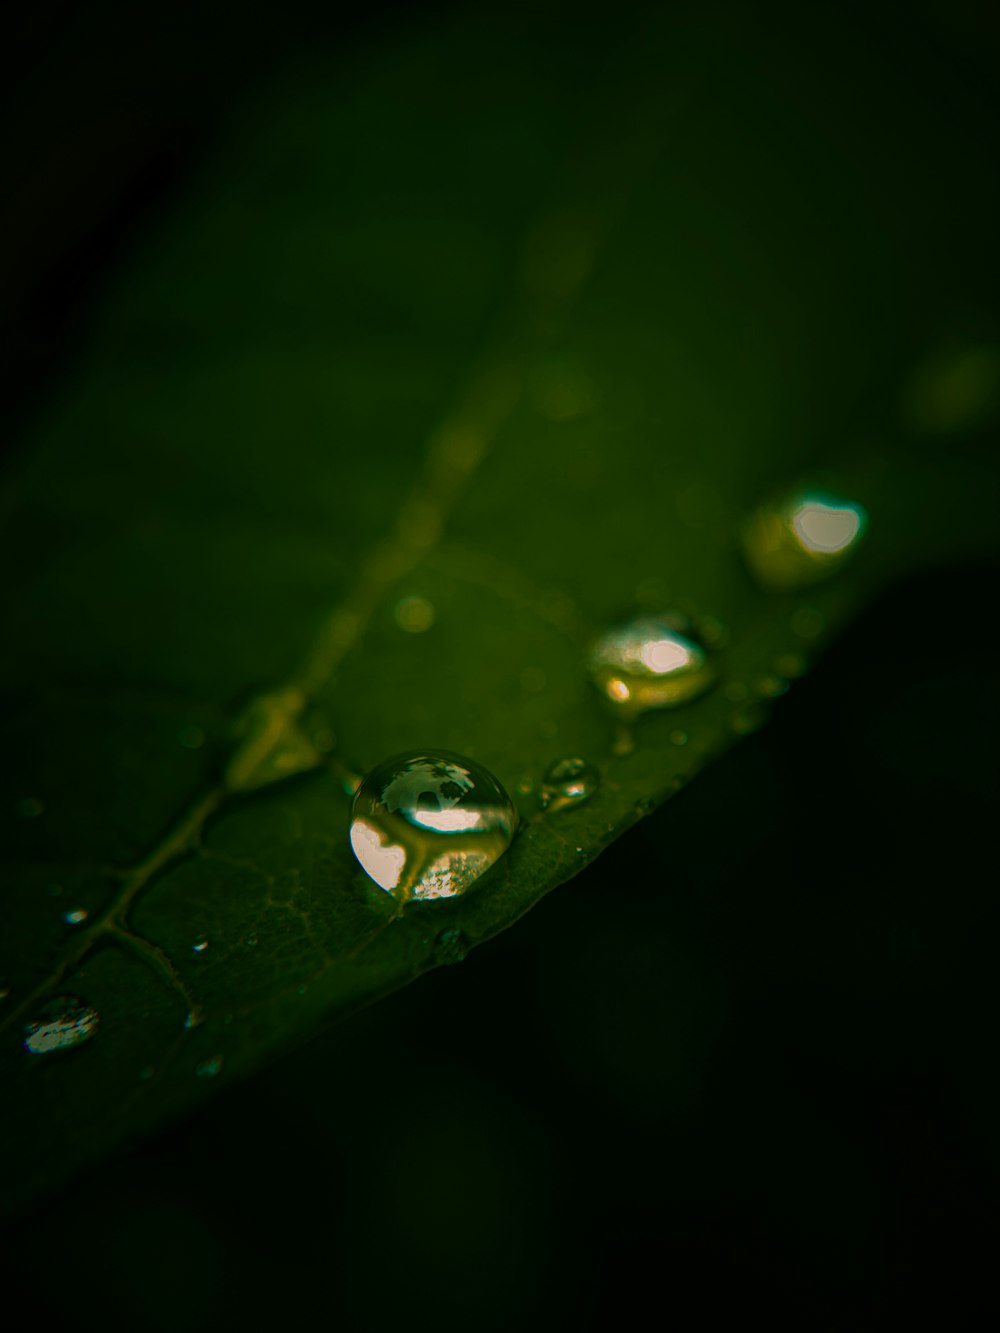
[2,2,999,1326]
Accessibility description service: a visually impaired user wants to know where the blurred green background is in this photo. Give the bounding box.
[2,0,1000,1325]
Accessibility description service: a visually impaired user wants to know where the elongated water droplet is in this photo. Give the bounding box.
[196,1056,223,1079]
[539,757,600,813]
[587,614,716,719]
[24,996,99,1055]
[350,751,518,903]
[433,927,470,965]
[63,908,88,926]
[742,490,867,591]
[192,936,209,954]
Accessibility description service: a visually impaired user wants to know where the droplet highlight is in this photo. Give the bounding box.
[539,757,600,813]
[24,996,100,1055]
[63,908,89,926]
[192,937,209,954]
[349,750,518,903]
[587,614,716,719]
[742,490,867,591]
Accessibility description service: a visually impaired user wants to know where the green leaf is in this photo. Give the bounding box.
[2,3,998,1216]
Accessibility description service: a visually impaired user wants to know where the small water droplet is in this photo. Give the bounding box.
[349,750,518,903]
[184,1008,205,1030]
[756,675,789,699]
[17,797,43,819]
[575,847,585,856]
[433,927,470,965]
[196,1056,223,1079]
[731,701,769,735]
[394,594,436,633]
[63,907,89,926]
[587,614,717,720]
[177,724,205,750]
[791,607,825,639]
[775,652,806,679]
[192,936,209,954]
[538,756,600,813]
[670,729,688,746]
[244,933,258,948]
[519,666,547,693]
[24,996,99,1055]
[742,490,867,591]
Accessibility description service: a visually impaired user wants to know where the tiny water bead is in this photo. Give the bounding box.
[196,1056,224,1079]
[587,614,716,720]
[742,490,867,591]
[63,908,89,926]
[539,757,600,813]
[350,751,518,903]
[433,927,470,965]
[23,996,100,1055]
[192,937,209,954]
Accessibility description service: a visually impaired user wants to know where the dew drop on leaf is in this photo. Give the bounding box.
[587,614,716,720]
[23,996,100,1055]
[433,927,470,965]
[539,757,600,813]
[742,490,867,591]
[349,750,518,903]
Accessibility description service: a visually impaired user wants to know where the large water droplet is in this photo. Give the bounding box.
[742,490,867,590]
[587,615,716,719]
[349,751,518,903]
[23,996,100,1055]
[539,757,600,813]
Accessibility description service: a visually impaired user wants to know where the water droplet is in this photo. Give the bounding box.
[742,490,867,590]
[515,777,533,797]
[63,908,89,926]
[192,937,209,954]
[731,701,769,735]
[433,927,470,965]
[670,729,688,746]
[539,757,600,813]
[184,1008,204,1030]
[196,1056,223,1079]
[791,607,825,639]
[349,751,518,903]
[394,594,436,633]
[587,614,716,719]
[756,675,789,699]
[17,797,43,819]
[23,996,99,1055]
[177,724,205,750]
[520,666,547,693]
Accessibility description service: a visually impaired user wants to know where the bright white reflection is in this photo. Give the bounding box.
[639,637,694,675]
[791,501,863,554]
[410,808,484,833]
[349,818,405,891]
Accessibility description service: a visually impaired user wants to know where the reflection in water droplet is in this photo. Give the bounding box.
[196,1056,223,1079]
[587,615,716,720]
[349,751,518,903]
[24,996,99,1055]
[63,908,89,926]
[742,491,867,590]
[192,937,209,954]
[178,724,205,750]
[394,595,436,633]
[434,927,470,965]
[539,757,600,813]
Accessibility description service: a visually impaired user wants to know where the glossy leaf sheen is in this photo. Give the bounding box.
[1,6,997,1214]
